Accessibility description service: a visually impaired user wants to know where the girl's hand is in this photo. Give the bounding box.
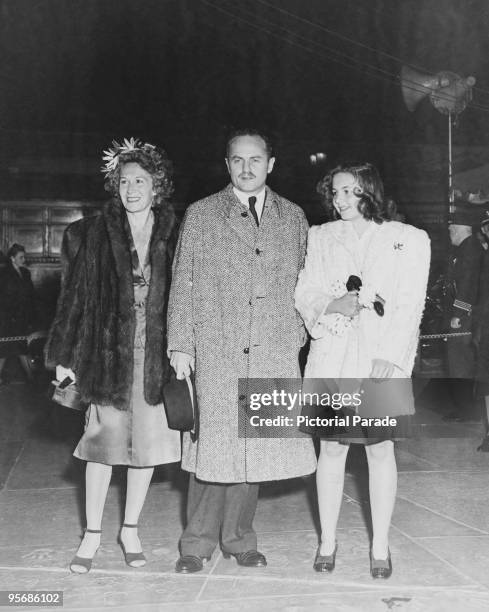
[326,291,360,317]
[56,365,76,384]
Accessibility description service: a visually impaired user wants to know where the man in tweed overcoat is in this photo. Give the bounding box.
[167,129,317,573]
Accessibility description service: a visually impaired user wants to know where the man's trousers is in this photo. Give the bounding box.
[179,473,259,557]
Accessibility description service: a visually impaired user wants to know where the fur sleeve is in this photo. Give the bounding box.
[376,226,431,374]
[295,225,336,339]
[44,220,87,369]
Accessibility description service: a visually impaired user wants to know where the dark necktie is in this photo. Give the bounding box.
[248,196,259,226]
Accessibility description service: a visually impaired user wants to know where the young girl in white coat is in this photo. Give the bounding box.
[295,162,430,579]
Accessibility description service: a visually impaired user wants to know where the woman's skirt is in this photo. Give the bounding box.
[299,404,412,445]
[300,372,414,444]
[74,347,181,467]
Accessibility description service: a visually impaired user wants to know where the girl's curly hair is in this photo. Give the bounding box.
[316,162,397,223]
[104,143,174,207]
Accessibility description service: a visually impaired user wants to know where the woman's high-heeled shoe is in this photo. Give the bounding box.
[313,541,338,573]
[119,523,146,568]
[370,548,392,579]
[69,529,101,574]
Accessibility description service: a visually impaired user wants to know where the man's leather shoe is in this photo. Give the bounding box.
[222,550,267,567]
[175,554,210,573]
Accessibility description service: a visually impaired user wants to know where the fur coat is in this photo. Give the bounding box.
[295,220,430,416]
[45,199,178,410]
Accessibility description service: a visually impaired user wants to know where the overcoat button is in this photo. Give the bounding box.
[241,212,248,218]
[243,348,249,354]
[239,394,246,400]
[255,248,261,255]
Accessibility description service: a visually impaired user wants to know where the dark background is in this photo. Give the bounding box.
[1,0,489,219]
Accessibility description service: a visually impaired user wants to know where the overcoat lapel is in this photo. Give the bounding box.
[259,187,282,232]
[220,185,258,249]
[221,184,285,249]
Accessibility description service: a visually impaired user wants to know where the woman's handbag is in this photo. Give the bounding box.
[48,376,85,412]
[162,372,199,441]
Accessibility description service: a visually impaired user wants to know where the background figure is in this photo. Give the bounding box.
[45,138,181,573]
[168,129,316,574]
[474,212,489,450]
[443,206,484,422]
[295,162,430,579]
[0,243,37,384]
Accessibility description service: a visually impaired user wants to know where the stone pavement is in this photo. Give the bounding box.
[1,380,489,612]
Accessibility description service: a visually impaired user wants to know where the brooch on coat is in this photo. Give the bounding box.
[393,242,403,250]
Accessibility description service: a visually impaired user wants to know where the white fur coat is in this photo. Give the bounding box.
[295,220,430,386]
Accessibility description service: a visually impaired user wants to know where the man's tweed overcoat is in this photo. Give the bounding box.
[167,184,317,483]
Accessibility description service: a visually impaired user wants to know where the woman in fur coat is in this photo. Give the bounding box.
[295,163,430,579]
[46,138,180,573]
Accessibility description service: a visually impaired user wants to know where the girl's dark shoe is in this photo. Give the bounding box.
[370,549,392,579]
[313,542,337,573]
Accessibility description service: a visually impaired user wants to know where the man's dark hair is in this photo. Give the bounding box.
[226,129,273,159]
